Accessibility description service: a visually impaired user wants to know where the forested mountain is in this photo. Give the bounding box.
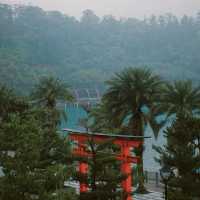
[0,3,200,93]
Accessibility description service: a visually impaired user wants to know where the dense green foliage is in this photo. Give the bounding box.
[101,67,164,193]
[160,80,200,117]
[0,85,28,122]
[103,67,164,137]
[0,4,200,93]
[0,81,77,200]
[89,68,200,194]
[31,77,74,109]
[155,115,200,200]
[153,77,200,199]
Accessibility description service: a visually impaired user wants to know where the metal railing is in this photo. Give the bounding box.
[144,170,163,187]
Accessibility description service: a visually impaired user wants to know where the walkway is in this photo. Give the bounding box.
[134,191,164,200]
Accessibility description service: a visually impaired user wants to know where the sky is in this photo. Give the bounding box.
[1,0,200,19]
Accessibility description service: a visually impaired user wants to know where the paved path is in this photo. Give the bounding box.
[134,191,164,200]
[65,181,164,199]
[145,182,164,193]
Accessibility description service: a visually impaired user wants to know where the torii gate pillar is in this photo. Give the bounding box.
[121,143,132,200]
[79,162,88,192]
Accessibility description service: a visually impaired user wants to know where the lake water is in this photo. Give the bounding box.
[61,104,167,172]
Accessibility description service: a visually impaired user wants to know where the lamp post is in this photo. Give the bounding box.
[160,166,173,200]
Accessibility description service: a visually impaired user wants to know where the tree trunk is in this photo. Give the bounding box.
[130,111,148,193]
[135,145,148,193]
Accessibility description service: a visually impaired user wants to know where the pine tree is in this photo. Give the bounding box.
[155,115,200,200]
[0,83,76,200]
[30,77,75,199]
[0,113,42,200]
[0,110,76,200]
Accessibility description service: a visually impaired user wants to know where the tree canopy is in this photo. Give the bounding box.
[0,4,200,93]
[155,115,200,200]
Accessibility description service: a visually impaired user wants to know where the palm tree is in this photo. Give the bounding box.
[31,76,74,128]
[160,80,200,117]
[103,67,164,193]
[31,76,74,109]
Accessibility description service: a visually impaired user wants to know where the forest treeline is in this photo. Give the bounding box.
[0,3,200,93]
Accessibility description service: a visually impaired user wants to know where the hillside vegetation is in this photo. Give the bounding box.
[0,4,200,93]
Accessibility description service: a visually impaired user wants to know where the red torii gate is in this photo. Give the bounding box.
[64,129,148,200]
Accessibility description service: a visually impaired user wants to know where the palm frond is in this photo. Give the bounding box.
[104,67,163,138]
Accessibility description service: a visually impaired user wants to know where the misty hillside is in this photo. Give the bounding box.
[0,4,200,93]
